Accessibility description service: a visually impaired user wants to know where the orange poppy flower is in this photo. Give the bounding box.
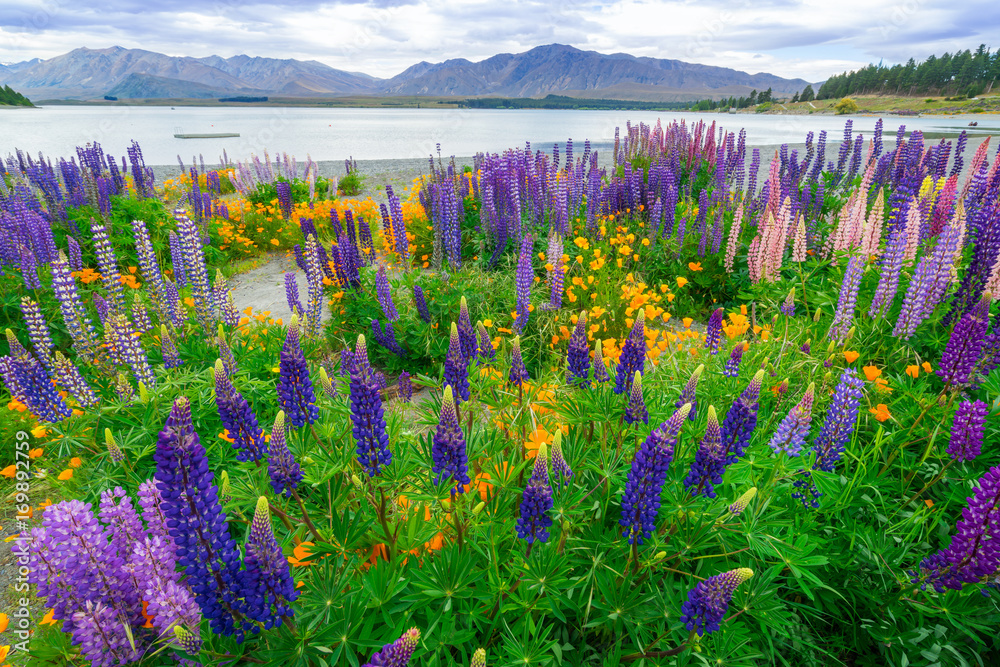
[0,465,15,479]
[869,404,891,422]
[688,262,703,272]
[921,362,933,373]
[69,457,83,468]
[676,277,689,288]
[905,365,919,379]
[58,469,73,481]
[862,365,882,382]
[843,351,859,363]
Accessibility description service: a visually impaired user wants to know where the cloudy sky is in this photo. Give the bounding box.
[1,0,997,80]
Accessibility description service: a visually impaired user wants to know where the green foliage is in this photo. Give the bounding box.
[338,171,366,196]
[0,84,33,106]
[834,97,859,114]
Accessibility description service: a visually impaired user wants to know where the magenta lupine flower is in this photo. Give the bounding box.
[676,363,705,420]
[51,351,98,408]
[376,264,399,322]
[215,359,267,463]
[243,497,299,629]
[154,397,249,639]
[444,322,470,402]
[475,321,496,365]
[917,465,1000,592]
[620,404,691,544]
[362,627,421,667]
[550,430,573,486]
[680,568,754,636]
[566,311,591,388]
[278,317,319,429]
[768,383,815,456]
[20,297,54,366]
[705,307,724,354]
[267,411,303,498]
[624,371,648,425]
[723,344,745,378]
[937,294,990,388]
[398,371,413,402]
[350,335,392,476]
[828,255,865,344]
[614,310,646,395]
[514,234,534,334]
[160,325,183,369]
[414,285,432,323]
[946,400,989,462]
[516,443,554,544]
[284,272,304,316]
[457,296,477,360]
[683,405,725,498]
[593,343,610,383]
[432,385,471,493]
[509,336,529,385]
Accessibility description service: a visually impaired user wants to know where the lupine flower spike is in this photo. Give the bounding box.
[550,429,573,486]
[432,385,471,494]
[398,371,413,402]
[475,321,496,365]
[946,400,989,462]
[105,428,125,464]
[509,336,529,385]
[705,307,724,353]
[516,442,554,545]
[350,334,392,476]
[780,287,796,317]
[268,411,303,498]
[723,344,745,378]
[768,383,815,457]
[458,296,477,360]
[277,315,319,429]
[684,405,724,498]
[624,371,648,425]
[680,568,754,636]
[614,310,645,394]
[676,364,704,420]
[592,341,610,383]
[444,322,470,402]
[470,648,487,667]
[621,404,691,544]
[243,497,299,629]
[728,487,757,516]
[566,311,591,388]
[362,627,421,667]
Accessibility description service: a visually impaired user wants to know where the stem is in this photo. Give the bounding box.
[893,460,956,520]
[309,422,336,460]
[290,488,323,542]
[452,492,465,551]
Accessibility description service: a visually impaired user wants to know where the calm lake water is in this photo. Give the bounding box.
[2,106,998,165]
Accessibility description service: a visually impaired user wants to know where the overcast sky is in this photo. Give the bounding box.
[1,0,997,80]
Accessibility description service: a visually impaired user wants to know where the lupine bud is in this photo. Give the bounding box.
[813,308,823,322]
[138,381,149,403]
[444,322,470,403]
[509,336,529,385]
[472,502,485,515]
[220,471,233,503]
[362,627,421,667]
[105,428,124,464]
[516,442,553,544]
[550,429,573,485]
[470,648,486,667]
[319,366,337,400]
[729,487,757,516]
[624,371,648,425]
[676,364,704,420]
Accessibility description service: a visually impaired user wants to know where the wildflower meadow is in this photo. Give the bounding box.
[1,119,999,666]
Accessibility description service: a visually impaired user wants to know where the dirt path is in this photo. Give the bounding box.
[227,252,331,325]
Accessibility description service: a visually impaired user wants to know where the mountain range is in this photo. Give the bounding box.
[0,45,812,102]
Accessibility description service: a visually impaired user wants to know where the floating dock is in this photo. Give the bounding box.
[173,133,240,139]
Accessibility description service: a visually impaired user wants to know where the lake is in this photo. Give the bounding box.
[2,106,998,166]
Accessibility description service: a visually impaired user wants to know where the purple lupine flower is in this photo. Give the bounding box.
[362,627,421,667]
[593,342,610,383]
[457,296,477,360]
[50,255,100,361]
[215,359,267,462]
[214,271,240,328]
[705,307,724,354]
[550,430,573,486]
[723,344,745,379]
[284,272,304,317]
[620,403,691,544]
[154,397,249,639]
[376,264,399,322]
[51,351,98,408]
[130,293,152,333]
[828,255,865,344]
[614,310,646,395]
[243,497,299,629]
[869,226,906,318]
[217,327,236,375]
[268,411,303,498]
[175,210,215,331]
[683,405,725,498]
[768,383,815,456]
[90,219,127,314]
[414,285,432,323]
[624,371,648,425]
[812,369,864,472]
[432,385,471,493]
[303,235,324,337]
[475,321,496,365]
[937,294,990,388]
[780,288,796,317]
[444,322,470,403]
[105,428,125,464]
[917,465,1000,592]
[546,263,564,310]
[676,363,705,420]
[566,311,591,388]
[94,294,110,326]
[398,371,413,402]
[680,568,755,636]
[20,297,54,366]
[350,335,392,476]
[516,442,554,544]
[278,317,319,429]
[509,336,529,385]
[372,319,406,358]
[160,325,183,369]
[514,234,534,334]
[106,314,156,389]
[129,535,202,653]
[168,230,187,287]
[18,245,41,290]
[721,369,765,465]
[67,236,83,271]
[8,353,72,422]
[946,400,989,462]
[276,180,292,219]
[800,340,811,355]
